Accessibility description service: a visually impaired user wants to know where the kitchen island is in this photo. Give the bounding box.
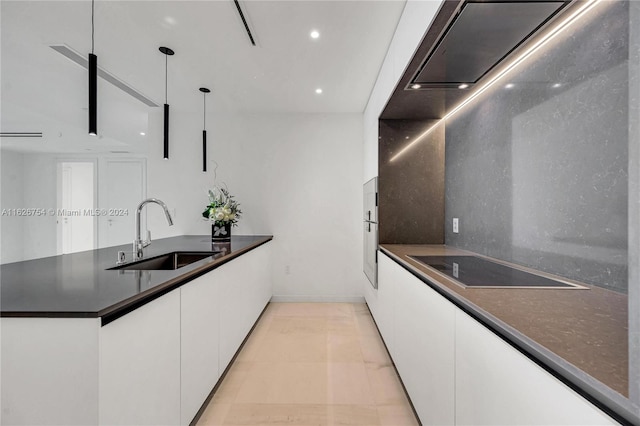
[1,235,273,425]
[1,234,271,323]
[376,244,632,425]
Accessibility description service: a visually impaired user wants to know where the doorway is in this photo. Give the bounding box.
[57,161,96,254]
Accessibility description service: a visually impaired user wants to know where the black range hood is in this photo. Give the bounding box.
[409,1,568,89]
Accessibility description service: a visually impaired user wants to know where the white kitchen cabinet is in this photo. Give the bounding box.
[99,243,271,426]
[99,289,181,426]
[375,252,617,426]
[180,272,220,425]
[376,254,397,358]
[218,244,272,371]
[392,256,455,425]
[455,310,617,426]
[1,240,273,426]
[0,318,99,426]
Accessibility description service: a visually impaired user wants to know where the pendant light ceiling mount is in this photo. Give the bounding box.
[159,46,175,56]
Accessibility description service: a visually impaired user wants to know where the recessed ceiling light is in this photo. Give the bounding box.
[310,30,320,39]
[458,83,469,89]
[505,83,515,89]
[552,83,562,88]
[140,132,146,136]
[315,88,323,94]
[411,84,421,89]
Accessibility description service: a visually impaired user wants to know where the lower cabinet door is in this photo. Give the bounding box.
[393,261,455,425]
[376,254,397,358]
[180,273,220,425]
[219,244,271,371]
[455,310,617,426]
[99,289,181,425]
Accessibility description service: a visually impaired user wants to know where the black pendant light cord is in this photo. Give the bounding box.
[203,92,206,129]
[165,54,168,104]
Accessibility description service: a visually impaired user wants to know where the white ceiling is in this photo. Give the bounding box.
[0,0,406,153]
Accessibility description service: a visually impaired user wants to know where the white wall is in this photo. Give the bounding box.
[23,154,57,260]
[0,151,57,263]
[146,111,365,301]
[2,111,365,301]
[1,150,25,264]
[362,0,443,313]
[1,152,144,263]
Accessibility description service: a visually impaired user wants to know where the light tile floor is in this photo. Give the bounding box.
[197,302,419,426]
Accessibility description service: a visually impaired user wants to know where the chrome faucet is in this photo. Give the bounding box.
[134,198,174,260]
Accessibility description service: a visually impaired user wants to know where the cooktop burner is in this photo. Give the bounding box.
[407,255,585,289]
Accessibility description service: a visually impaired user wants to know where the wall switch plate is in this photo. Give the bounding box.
[453,218,459,234]
[285,265,291,275]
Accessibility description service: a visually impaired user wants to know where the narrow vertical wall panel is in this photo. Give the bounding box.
[378,119,445,244]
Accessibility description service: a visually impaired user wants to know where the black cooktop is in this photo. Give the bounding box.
[408,255,580,289]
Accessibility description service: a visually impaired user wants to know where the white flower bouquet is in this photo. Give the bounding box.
[201,186,242,227]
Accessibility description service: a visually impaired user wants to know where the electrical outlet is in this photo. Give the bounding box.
[453,262,459,278]
[453,218,459,234]
[285,265,291,275]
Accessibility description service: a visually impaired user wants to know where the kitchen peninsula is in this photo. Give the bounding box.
[1,235,272,425]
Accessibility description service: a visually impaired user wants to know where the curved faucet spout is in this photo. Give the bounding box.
[134,198,174,259]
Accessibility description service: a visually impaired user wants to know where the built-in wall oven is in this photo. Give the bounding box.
[363,177,378,288]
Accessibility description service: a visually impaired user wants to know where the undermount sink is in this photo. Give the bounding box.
[110,251,221,271]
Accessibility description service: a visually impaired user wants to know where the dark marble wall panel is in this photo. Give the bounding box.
[445,1,629,292]
[379,120,445,244]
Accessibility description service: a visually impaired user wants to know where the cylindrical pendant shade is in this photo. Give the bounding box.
[203,130,207,172]
[88,53,97,136]
[159,47,174,159]
[163,103,170,159]
[199,87,211,172]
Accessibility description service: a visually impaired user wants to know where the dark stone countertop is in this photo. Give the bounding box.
[1,235,272,324]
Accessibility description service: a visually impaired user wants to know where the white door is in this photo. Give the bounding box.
[99,159,146,248]
[58,162,95,254]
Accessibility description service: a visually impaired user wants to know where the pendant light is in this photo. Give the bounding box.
[88,0,97,136]
[200,87,210,172]
[159,46,175,159]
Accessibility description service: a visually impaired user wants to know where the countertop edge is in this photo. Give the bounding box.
[378,246,639,426]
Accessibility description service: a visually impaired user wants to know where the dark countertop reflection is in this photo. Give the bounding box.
[1,235,272,323]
